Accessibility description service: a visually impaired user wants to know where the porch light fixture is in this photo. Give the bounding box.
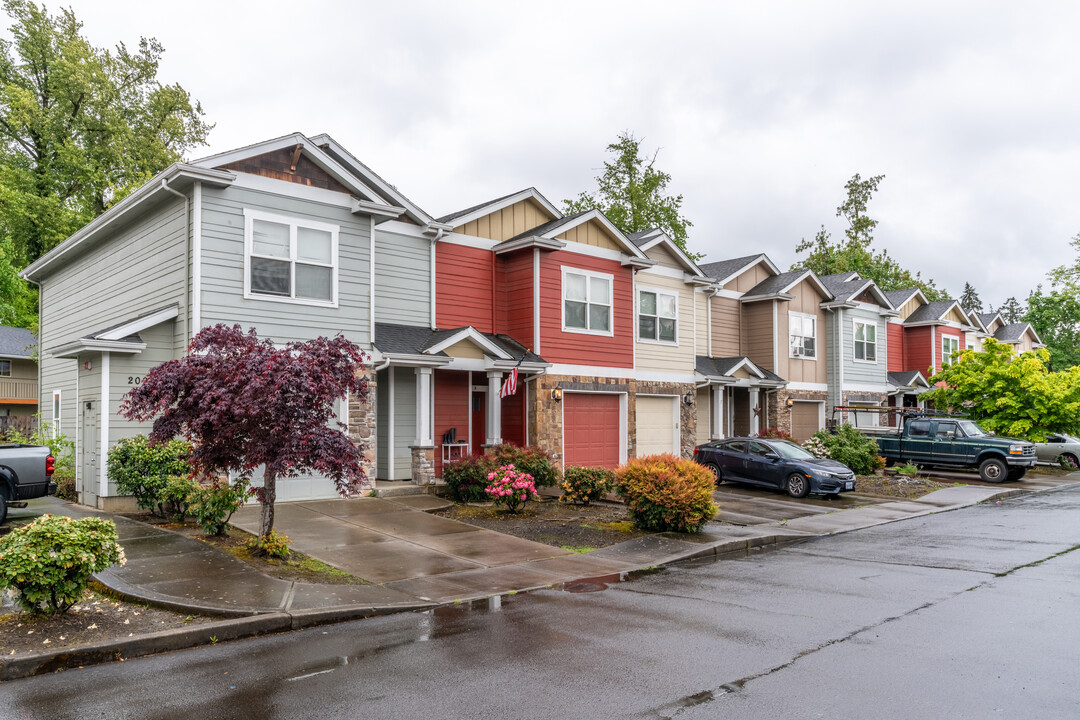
[683,390,694,406]
[785,397,795,409]
[551,388,563,402]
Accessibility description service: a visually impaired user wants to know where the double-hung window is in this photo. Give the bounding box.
[789,312,816,358]
[563,267,613,335]
[853,320,876,362]
[942,335,959,364]
[244,209,338,306]
[0,360,9,377]
[638,288,677,343]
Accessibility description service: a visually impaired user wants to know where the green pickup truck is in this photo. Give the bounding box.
[856,414,1037,483]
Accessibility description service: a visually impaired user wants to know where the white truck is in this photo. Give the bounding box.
[0,443,56,524]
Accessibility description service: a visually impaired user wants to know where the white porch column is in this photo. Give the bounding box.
[711,385,724,439]
[749,387,760,436]
[414,367,433,446]
[486,370,503,446]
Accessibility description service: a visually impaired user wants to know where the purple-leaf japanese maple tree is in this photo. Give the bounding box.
[122,324,369,547]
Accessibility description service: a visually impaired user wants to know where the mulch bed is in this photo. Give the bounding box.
[437,497,650,550]
[855,474,950,499]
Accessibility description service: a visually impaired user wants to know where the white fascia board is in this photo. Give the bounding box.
[786,381,828,392]
[621,255,656,268]
[52,339,147,358]
[741,293,795,304]
[308,133,434,225]
[541,209,648,259]
[0,352,34,360]
[350,197,406,222]
[641,233,707,276]
[442,188,562,229]
[423,328,512,360]
[493,236,566,254]
[97,305,180,341]
[715,254,781,287]
[191,132,391,208]
[380,353,452,368]
[228,172,355,209]
[21,165,234,282]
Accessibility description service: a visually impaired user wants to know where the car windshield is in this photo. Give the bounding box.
[957,421,987,437]
[771,440,816,460]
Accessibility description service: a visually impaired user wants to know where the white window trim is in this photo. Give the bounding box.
[788,310,817,360]
[561,266,614,337]
[637,285,679,346]
[852,319,878,364]
[52,389,61,438]
[942,335,960,364]
[243,208,340,308]
[0,359,10,377]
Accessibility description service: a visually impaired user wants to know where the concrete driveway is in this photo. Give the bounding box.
[712,483,889,526]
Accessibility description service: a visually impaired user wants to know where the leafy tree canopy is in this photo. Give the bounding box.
[924,338,1080,441]
[792,173,949,301]
[0,0,212,309]
[1024,285,1080,371]
[563,131,697,259]
[959,282,983,314]
[121,325,368,547]
[996,296,1026,324]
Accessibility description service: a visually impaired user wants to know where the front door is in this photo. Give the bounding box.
[80,400,98,502]
[470,390,486,454]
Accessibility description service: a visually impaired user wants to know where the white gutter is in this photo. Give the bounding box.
[99,351,110,501]
[192,182,203,336]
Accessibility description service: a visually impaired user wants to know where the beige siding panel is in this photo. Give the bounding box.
[695,291,709,354]
[946,306,967,325]
[899,296,924,320]
[741,302,774,371]
[729,263,774,293]
[710,296,741,357]
[443,340,485,359]
[556,220,621,251]
[785,279,828,384]
[986,318,1002,334]
[696,389,711,443]
[635,273,696,374]
[454,199,556,242]
[644,243,685,271]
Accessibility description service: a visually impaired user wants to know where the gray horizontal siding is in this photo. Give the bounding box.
[374,228,431,327]
[199,185,371,345]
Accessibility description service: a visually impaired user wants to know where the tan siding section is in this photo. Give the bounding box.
[644,243,685,271]
[454,199,555,242]
[727,263,774,293]
[898,296,924,320]
[783,279,828,384]
[695,291,709,354]
[741,301,775,371]
[696,388,711,443]
[945,306,967,324]
[710,296,741,357]
[635,273,695,373]
[443,340,484,359]
[556,220,621,251]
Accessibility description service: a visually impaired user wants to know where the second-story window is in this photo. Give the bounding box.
[244,209,338,306]
[942,335,959,364]
[853,320,876,362]
[789,312,816,358]
[0,360,10,377]
[563,267,612,335]
[638,288,677,343]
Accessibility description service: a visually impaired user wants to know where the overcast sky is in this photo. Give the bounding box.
[20,1,1080,309]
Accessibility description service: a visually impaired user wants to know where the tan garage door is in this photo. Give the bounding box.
[790,401,821,442]
[636,395,677,457]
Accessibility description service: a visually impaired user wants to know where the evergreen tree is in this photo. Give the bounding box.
[959,282,983,314]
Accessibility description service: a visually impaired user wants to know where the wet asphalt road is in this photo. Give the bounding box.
[6,485,1080,720]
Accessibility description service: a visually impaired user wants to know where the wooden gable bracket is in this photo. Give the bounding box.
[288,143,303,173]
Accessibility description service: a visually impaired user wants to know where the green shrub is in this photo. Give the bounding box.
[249,530,290,559]
[106,435,193,517]
[0,515,125,615]
[560,466,615,506]
[897,462,919,476]
[490,445,558,487]
[190,478,251,535]
[810,424,881,475]
[615,454,718,533]
[53,467,77,501]
[443,456,493,502]
[161,475,199,521]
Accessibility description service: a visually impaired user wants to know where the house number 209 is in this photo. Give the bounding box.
[128,376,143,385]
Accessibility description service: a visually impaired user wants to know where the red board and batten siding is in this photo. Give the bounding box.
[887,324,905,372]
[436,243,495,332]
[935,326,964,374]
[433,371,470,477]
[499,251,534,346]
[537,251,634,367]
[904,326,934,375]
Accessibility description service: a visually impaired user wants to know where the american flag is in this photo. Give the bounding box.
[499,367,519,398]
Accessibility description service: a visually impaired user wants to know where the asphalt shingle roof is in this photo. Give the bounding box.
[744,270,807,297]
[435,188,534,224]
[503,209,592,244]
[0,326,35,358]
[905,300,958,324]
[994,322,1032,344]
[695,356,784,383]
[883,288,920,308]
[819,276,870,303]
[626,229,662,247]
[374,323,545,363]
[698,255,765,283]
[888,370,926,388]
[978,312,1000,329]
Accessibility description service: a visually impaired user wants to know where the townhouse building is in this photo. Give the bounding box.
[0,326,38,434]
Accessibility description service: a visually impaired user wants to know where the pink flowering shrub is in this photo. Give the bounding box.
[484,464,540,513]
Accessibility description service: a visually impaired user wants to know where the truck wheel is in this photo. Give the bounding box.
[0,490,8,525]
[704,463,723,485]
[978,458,1007,483]
[1007,467,1027,481]
[785,473,810,498]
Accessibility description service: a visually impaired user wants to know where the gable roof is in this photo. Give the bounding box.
[695,356,785,385]
[977,312,1002,332]
[821,271,861,283]
[882,288,926,309]
[743,269,832,300]
[499,208,649,259]
[888,370,930,389]
[0,326,36,359]
[820,275,894,308]
[994,322,1043,346]
[698,254,780,286]
[191,133,405,220]
[627,229,664,247]
[373,324,546,364]
[628,227,707,277]
[50,304,180,358]
[436,188,561,228]
[905,300,964,325]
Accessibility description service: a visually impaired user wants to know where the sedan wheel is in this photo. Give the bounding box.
[705,462,722,484]
[785,473,810,498]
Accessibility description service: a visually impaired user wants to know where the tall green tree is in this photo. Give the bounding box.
[924,339,1080,441]
[997,296,1025,324]
[1024,286,1080,371]
[959,282,983,314]
[0,0,212,271]
[563,131,696,258]
[792,173,948,301]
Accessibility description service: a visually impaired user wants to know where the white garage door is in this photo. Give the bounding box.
[636,396,678,457]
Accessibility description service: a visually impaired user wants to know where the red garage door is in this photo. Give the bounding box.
[564,393,621,469]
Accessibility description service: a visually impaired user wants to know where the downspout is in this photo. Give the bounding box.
[160,179,190,343]
[430,228,442,329]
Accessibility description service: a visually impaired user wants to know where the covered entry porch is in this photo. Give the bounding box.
[695,356,787,442]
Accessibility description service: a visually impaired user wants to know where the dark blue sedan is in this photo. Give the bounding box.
[693,437,857,497]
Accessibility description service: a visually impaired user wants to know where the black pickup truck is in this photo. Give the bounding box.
[0,443,56,524]
[851,412,1036,483]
